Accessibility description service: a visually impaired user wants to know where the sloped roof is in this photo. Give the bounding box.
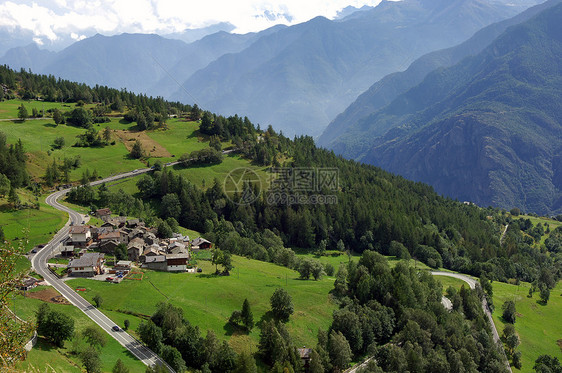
[145,255,166,263]
[191,237,211,246]
[69,252,103,268]
[70,225,90,234]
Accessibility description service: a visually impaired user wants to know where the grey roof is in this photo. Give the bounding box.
[69,252,104,268]
[191,237,211,246]
[70,225,90,234]
[116,260,132,266]
[145,255,166,263]
[166,253,189,260]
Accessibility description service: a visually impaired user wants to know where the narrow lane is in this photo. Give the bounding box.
[431,271,512,373]
[31,174,174,371]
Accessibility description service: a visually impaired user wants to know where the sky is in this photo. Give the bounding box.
[0,0,383,46]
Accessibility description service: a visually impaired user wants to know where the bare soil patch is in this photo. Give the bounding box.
[558,339,562,352]
[25,287,70,305]
[114,130,171,157]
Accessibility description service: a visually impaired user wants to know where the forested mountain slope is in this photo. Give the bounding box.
[324,2,562,215]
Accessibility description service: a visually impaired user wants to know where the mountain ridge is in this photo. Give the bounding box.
[172,0,532,135]
[318,0,561,150]
[356,2,562,213]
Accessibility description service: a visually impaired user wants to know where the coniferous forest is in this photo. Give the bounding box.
[2,65,562,372]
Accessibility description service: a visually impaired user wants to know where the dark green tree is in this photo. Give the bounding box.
[502,300,516,323]
[53,136,65,149]
[80,346,102,373]
[234,352,257,373]
[53,108,64,125]
[92,294,103,308]
[309,349,325,373]
[241,298,254,331]
[540,285,550,304]
[161,344,186,373]
[137,321,163,354]
[112,359,130,373]
[328,330,352,372]
[130,140,144,159]
[534,355,562,373]
[270,288,294,322]
[0,173,10,197]
[68,107,92,128]
[82,325,106,349]
[36,304,75,347]
[17,104,28,121]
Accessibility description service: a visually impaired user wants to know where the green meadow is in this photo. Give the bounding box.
[433,275,469,294]
[0,99,86,119]
[0,196,67,253]
[66,254,337,354]
[491,280,562,371]
[12,291,146,373]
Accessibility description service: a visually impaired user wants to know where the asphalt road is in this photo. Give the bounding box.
[32,170,174,371]
[431,271,512,373]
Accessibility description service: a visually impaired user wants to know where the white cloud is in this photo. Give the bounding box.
[0,0,382,44]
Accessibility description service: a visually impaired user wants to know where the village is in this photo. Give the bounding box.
[41,207,213,283]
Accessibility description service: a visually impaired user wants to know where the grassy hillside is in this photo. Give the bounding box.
[492,280,562,372]
[65,254,337,353]
[0,191,67,253]
[12,290,146,373]
[0,99,268,188]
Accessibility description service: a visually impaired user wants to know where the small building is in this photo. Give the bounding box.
[19,277,39,291]
[68,252,104,277]
[98,231,123,244]
[297,348,312,369]
[69,226,92,248]
[143,232,159,246]
[91,226,114,241]
[114,260,132,271]
[139,246,163,263]
[98,240,120,254]
[60,245,75,257]
[128,228,145,242]
[166,253,189,272]
[191,237,212,250]
[126,219,144,229]
[102,216,126,228]
[95,208,112,220]
[127,237,145,262]
[143,255,167,271]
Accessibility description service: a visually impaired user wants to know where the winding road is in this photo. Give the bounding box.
[431,271,512,373]
[31,167,175,371]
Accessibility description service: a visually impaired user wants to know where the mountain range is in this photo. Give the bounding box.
[0,0,536,136]
[170,0,535,136]
[322,0,562,214]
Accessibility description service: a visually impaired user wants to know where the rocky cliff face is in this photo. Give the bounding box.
[357,3,562,214]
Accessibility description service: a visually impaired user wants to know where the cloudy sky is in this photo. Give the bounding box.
[0,0,382,46]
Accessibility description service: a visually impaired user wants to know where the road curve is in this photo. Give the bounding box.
[32,169,174,371]
[431,271,512,373]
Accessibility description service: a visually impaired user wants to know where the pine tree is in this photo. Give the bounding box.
[17,104,28,121]
[241,298,254,331]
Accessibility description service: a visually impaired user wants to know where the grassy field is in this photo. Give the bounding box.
[12,290,146,373]
[66,254,337,354]
[0,197,67,253]
[433,275,468,294]
[0,99,85,119]
[491,280,562,372]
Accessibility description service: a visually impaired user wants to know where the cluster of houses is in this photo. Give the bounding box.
[55,208,212,277]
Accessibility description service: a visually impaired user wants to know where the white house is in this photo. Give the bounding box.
[69,225,92,248]
[68,252,104,277]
